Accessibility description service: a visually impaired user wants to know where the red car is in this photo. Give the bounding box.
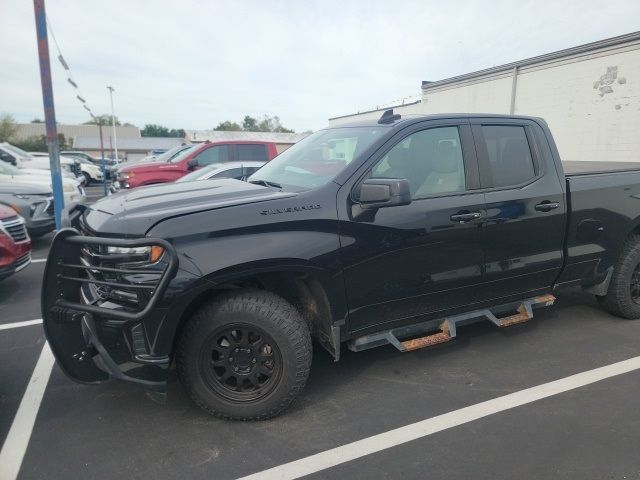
[0,205,32,281]
[116,141,279,189]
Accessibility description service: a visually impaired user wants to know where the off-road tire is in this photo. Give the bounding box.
[177,289,312,420]
[597,234,640,319]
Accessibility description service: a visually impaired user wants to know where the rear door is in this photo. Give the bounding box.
[471,119,565,298]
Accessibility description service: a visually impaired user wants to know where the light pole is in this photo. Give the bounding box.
[33,0,64,230]
[107,85,118,163]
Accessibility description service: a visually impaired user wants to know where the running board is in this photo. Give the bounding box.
[348,294,556,353]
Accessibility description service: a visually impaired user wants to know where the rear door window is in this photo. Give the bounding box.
[479,126,535,187]
[236,144,268,162]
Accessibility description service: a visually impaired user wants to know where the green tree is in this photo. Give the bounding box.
[242,115,259,131]
[141,124,185,138]
[238,114,294,133]
[84,114,121,126]
[256,115,294,133]
[13,134,69,152]
[0,114,18,142]
[214,121,242,131]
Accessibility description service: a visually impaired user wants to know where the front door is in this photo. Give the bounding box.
[339,121,487,334]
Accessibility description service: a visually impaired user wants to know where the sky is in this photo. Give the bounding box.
[1,0,639,132]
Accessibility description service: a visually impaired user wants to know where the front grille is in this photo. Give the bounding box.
[75,233,163,311]
[1,216,29,243]
[14,252,31,271]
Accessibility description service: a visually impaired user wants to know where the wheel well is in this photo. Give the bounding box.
[173,271,333,350]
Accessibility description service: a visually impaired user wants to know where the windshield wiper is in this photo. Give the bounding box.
[249,179,282,189]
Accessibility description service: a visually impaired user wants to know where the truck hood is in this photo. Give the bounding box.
[83,178,297,235]
[118,161,176,174]
[0,182,51,195]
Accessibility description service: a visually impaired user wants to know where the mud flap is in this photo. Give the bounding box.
[41,229,109,384]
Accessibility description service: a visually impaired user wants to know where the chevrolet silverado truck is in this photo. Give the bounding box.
[43,112,640,420]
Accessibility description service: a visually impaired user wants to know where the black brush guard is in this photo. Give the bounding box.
[41,228,178,384]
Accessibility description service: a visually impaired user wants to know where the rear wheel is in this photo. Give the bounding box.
[597,234,640,319]
[177,289,312,420]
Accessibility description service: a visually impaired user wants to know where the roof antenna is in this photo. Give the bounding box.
[378,109,401,124]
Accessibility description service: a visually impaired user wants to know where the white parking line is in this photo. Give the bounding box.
[237,355,640,480]
[0,319,43,331]
[0,342,55,480]
[30,259,46,263]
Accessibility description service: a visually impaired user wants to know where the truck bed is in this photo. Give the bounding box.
[563,161,640,176]
[558,166,640,291]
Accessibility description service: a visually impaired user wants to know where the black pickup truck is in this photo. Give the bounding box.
[43,112,640,420]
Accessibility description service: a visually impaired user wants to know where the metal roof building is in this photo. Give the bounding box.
[14,123,141,141]
[185,130,308,144]
[185,130,310,154]
[72,136,188,161]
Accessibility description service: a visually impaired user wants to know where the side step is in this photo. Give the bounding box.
[348,294,556,353]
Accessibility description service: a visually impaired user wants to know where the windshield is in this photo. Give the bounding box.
[0,161,26,175]
[176,164,218,182]
[248,127,385,190]
[3,144,32,158]
[169,145,197,162]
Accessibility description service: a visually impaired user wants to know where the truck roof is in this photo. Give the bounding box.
[330,112,546,129]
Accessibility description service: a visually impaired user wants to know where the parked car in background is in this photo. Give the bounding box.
[175,161,266,183]
[26,151,84,181]
[108,145,193,183]
[61,151,117,167]
[0,161,85,205]
[115,141,277,189]
[71,157,104,184]
[0,142,29,167]
[0,204,31,281]
[0,182,55,237]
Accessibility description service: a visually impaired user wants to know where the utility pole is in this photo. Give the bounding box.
[33,0,64,230]
[107,85,118,163]
[98,122,107,196]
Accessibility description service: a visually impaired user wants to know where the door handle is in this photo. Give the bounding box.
[450,211,482,223]
[535,201,560,212]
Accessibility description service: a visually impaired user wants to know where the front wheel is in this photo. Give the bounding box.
[177,289,312,420]
[597,234,640,319]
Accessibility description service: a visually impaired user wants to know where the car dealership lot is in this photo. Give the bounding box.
[1,233,640,479]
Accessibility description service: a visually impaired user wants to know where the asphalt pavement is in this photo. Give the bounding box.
[1,212,640,479]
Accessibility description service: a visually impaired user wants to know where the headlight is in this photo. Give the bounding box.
[15,194,30,199]
[119,172,133,180]
[107,245,164,262]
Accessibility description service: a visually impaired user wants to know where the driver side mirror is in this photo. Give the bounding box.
[358,178,411,209]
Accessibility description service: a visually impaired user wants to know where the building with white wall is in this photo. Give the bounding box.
[330,31,640,162]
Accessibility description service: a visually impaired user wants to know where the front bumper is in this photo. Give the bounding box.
[41,228,178,389]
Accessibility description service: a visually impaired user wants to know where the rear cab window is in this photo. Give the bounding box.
[476,125,537,188]
[236,144,268,162]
